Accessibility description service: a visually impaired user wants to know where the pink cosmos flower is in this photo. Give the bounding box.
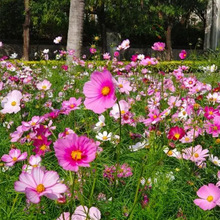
[143,108,161,126]
[182,145,209,162]
[103,53,111,60]
[90,48,97,54]
[179,50,187,60]
[71,206,101,220]
[194,184,220,210]
[115,77,132,94]
[117,39,130,50]
[167,126,185,141]
[10,125,24,142]
[1,149,27,167]
[36,80,52,91]
[54,133,97,172]
[1,90,22,114]
[205,116,220,137]
[183,77,196,88]
[140,58,158,66]
[204,106,218,120]
[151,42,165,51]
[14,167,67,204]
[168,96,182,107]
[61,97,82,114]
[83,70,116,114]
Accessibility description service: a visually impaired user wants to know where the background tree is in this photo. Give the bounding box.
[67,0,85,59]
[22,0,31,60]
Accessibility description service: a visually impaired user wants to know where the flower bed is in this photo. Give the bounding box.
[0,51,220,219]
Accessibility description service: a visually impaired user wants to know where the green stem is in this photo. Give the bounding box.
[89,160,98,207]
[8,193,19,218]
[127,160,145,220]
[111,100,122,208]
[69,171,77,219]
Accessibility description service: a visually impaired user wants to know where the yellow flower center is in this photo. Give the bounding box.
[36,184,45,193]
[194,153,199,158]
[174,133,180,139]
[213,126,218,131]
[101,86,110,96]
[102,136,108,140]
[12,157,17,161]
[11,101,16,106]
[32,164,38,168]
[71,150,82,160]
[119,84,123,88]
[37,135,42,140]
[207,195,213,202]
[209,111,213,115]
[40,144,47,151]
[121,110,125,114]
[70,104,75,108]
[214,161,218,165]
[153,115,157,119]
[167,150,173,156]
[42,85,47,90]
[31,122,36,126]
[215,139,220,144]
[185,137,189,141]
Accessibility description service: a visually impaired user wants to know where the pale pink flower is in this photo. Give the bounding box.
[103,53,111,60]
[36,80,52,91]
[72,205,101,220]
[1,149,27,167]
[182,145,209,162]
[14,167,67,204]
[22,155,42,173]
[115,77,132,94]
[110,100,130,119]
[117,39,130,50]
[53,36,62,44]
[1,90,22,114]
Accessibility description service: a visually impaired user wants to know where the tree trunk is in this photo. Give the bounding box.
[67,0,85,61]
[166,22,173,61]
[204,0,220,50]
[22,0,30,61]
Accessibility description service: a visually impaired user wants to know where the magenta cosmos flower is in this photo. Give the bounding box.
[54,133,97,172]
[168,126,185,141]
[179,50,187,60]
[1,149,27,167]
[194,183,220,210]
[151,42,165,51]
[83,70,116,114]
[14,167,67,204]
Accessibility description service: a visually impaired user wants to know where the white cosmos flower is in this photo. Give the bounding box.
[209,154,220,167]
[96,131,112,141]
[94,115,105,132]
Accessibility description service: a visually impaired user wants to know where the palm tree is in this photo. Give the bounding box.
[67,0,85,61]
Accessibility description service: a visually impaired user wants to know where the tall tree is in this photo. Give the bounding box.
[204,0,220,50]
[22,0,30,60]
[67,0,85,60]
